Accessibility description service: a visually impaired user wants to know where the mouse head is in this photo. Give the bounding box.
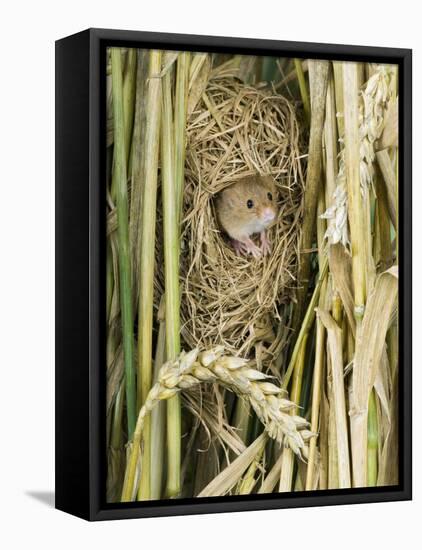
[218,175,278,232]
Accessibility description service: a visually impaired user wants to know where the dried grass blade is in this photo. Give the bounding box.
[198,434,267,497]
[258,450,284,494]
[376,149,398,230]
[324,69,338,203]
[317,308,351,488]
[377,366,399,486]
[187,55,211,116]
[328,244,356,336]
[350,266,398,486]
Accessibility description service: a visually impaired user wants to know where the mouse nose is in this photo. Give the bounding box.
[261,207,275,223]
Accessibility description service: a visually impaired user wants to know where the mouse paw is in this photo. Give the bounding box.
[232,238,261,258]
[242,238,262,259]
[232,239,247,256]
[260,231,271,256]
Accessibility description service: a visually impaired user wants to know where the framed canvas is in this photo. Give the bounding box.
[55,28,412,521]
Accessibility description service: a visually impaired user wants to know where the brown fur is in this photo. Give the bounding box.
[215,175,278,240]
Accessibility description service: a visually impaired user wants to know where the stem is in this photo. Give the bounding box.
[279,335,309,492]
[332,61,345,139]
[137,50,162,500]
[283,256,328,390]
[122,49,137,167]
[162,66,183,498]
[107,382,125,501]
[174,52,190,221]
[343,62,367,320]
[232,398,251,445]
[237,444,265,494]
[294,58,311,124]
[111,382,125,449]
[129,51,149,309]
[261,56,278,83]
[342,62,368,487]
[367,389,378,486]
[318,309,351,488]
[110,48,136,438]
[150,305,167,500]
[306,183,328,490]
[305,317,324,490]
[376,149,398,231]
[292,60,329,331]
[106,241,114,323]
[110,49,137,200]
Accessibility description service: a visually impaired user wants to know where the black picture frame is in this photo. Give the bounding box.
[55,28,412,521]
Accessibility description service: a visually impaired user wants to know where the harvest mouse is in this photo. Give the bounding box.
[215,174,278,258]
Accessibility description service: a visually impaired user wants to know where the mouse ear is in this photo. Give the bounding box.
[262,175,276,188]
[226,196,235,208]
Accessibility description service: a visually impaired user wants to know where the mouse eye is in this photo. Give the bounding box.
[247,199,254,209]
[267,192,273,201]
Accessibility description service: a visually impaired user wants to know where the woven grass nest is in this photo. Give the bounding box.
[160,70,305,370]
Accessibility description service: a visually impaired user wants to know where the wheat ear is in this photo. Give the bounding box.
[321,65,394,249]
[121,346,314,501]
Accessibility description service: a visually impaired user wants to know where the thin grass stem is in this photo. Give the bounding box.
[367,389,378,486]
[137,50,162,500]
[294,58,311,124]
[283,256,328,390]
[162,65,183,498]
[110,48,136,437]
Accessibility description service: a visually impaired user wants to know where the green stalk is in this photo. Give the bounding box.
[174,52,190,221]
[290,335,309,408]
[162,65,183,498]
[164,52,190,498]
[137,50,162,500]
[107,382,125,502]
[110,48,136,437]
[106,241,114,323]
[122,49,138,169]
[294,58,311,124]
[150,304,167,500]
[279,335,309,491]
[283,256,328,391]
[110,49,137,200]
[299,327,316,412]
[305,318,324,490]
[129,50,149,310]
[305,188,327,490]
[261,56,278,83]
[367,389,378,486]
[111,382,125,449]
